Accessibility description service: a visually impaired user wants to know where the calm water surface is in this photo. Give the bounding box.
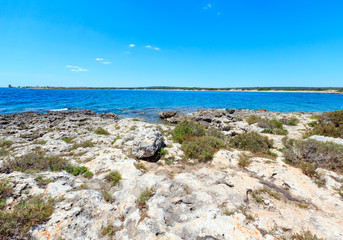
[1,88,343,121]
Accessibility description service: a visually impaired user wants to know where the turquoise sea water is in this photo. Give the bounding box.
[1,88,343,121]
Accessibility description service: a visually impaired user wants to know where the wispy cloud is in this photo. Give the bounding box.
[102,62,111,64]
[146,45,160,51]
[203,3,212,10]
[66,65,89,72]
[129,44,135,47]
[95,58,104,61]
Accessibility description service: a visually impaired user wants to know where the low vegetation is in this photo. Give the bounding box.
[259,119,288,135]
[2,150,68,173]
[105,171,122,186]
[65,165,88,176]
[252,187,281,204]
[62,137,74,143]
[69,140,94,150]
[102,190,115,203]
[290,230,320,240]
[229,132,274,153]
[181,136,225,162]
[280,116,300,126]
[283,138,343,174]
[94,127,110,135]
[246,115,263,125]
[172,120,206,143]
[34,175,54,187]
[137,187,155,209]
[238,154,252,169]
[0,195,55,239]
[101,224,118,237]
[0,179,13,209]
[306,110,343,138]
[172,121,225,162]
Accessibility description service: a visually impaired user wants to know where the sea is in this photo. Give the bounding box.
[1,88,343,121]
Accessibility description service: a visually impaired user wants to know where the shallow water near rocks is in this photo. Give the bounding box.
[1,88,343,121]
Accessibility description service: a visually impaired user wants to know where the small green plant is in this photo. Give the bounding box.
[33,140,47,145]
[112,137,121,144]
[137,187,155,208]
[246,115,263,125]
[290,230,319,240]
[172,120,205,144]
[157,148,168,158]
[83,171,94,179]
[181,136,225,162]
[62,137,74,143]
[102,190,114,203]
[101,224,117,236]
[94,127,110,135]
[0,179,13,209]
[0,195,55,239]
[105,171,122,186]
[258,119,288,135]
[238,154,251,169]
[134,162,148,172]
[34,175,54,187]
[65,165,88,176]
[280,116,300,126]
[3,150,68,173]
[297,203,309,209]
[69,140,94,150]
[307,121,318,127]
[229,132,273,153]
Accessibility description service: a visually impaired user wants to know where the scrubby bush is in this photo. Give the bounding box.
[238,154,251,168]
[280,116,300,126]
[172,120,205,143]
[229,132,274,153]
[2,150,68,173]
[307,110,343,138]
[181,136,225,162]
[105,171,122,186]
[94,127,110,135]
[246,115,263,125]
[137,187,155,209]
[0,179,12,209]
[62,137,74,143]
[65,165,88,176]
[69,140,94,150]
[258,119,288,135]
[283,138,343,174]
[0,140,14,148]
[83,171,94,179]
[0,195,55,239]
[34,175,54,187]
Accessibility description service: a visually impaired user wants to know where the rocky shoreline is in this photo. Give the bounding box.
[0,109,343,240]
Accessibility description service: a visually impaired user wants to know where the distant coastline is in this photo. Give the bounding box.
[5,85,343,94]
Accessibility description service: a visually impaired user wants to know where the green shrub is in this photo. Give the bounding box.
[229,132,273,153]
[157,148,168,158]
[258,119,288,135]
[280,116,300,126]
[0,179,13,209]
[307,110,343,138]
[246,115,263,125]
[83,171,94,179]
[34,175,54,187]
[181,136,225,162]
[207,128,227,140]
[65,165,88,176]
[69,140,94,150]
[3,151,68,173]
[307,121,318,127]
[105,171,122,186]
[0,195,55,239]
[238,154,251,168]
[290,230,319,240]
[137,187,155,208]
[283,138,343,174]
[172,120,205,143]
[101,224,117,236]
[62,137,74,143]
[94,127,110,135]
[0,140,14,148]
[102,190,114,203]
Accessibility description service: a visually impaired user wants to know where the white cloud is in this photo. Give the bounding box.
[129,44,135,47]
[146,45,160,50]
[203,3,212,10]
[102,62,111,64]
[66,65,88,72]
[96,58,104,61]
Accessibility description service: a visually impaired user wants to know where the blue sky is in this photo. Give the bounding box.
[1,0,343,88]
